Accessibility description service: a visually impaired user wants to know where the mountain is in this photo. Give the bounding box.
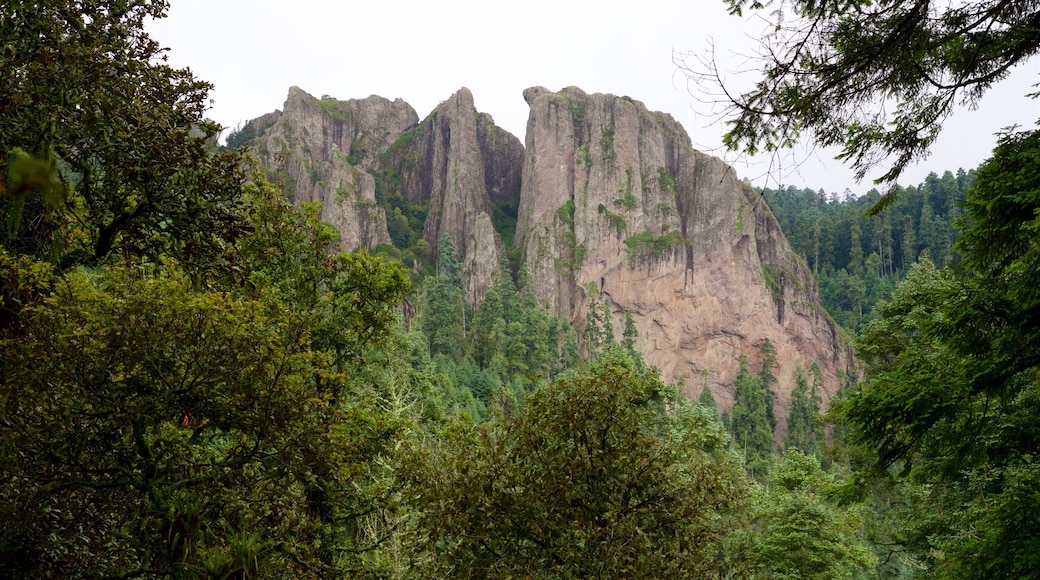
[234,87,419,250]
[517,86,854,424]
[375,87,523,303]
[230,86,855,430]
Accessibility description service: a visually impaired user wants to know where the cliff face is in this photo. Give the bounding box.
[377,88,523,303]
[238,85,855,428]
[252,87,419,250]
[515,87,855,426]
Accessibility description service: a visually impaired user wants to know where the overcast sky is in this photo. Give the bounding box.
[147,0,1038,195]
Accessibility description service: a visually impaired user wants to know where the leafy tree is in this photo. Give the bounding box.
[406,349,750,578]
[0,3,427,577]
[840,128,1040,577]
[0,0,249,274]
[697,0,1040,189]
[0,254,409,578]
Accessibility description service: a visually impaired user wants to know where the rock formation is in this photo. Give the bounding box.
[235,85,856,430]
[376,87,523,303]
[250,87,418,250]
[515,87,855,429]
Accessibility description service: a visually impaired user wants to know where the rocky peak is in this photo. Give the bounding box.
[516,86,855,427]
[237,84,854,432]
[377,87,523,303]
[249,87,420,250]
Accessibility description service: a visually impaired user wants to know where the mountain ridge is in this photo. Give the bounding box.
[229,85,856,431]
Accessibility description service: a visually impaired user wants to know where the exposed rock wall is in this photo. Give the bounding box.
[377,88,523,303]
[515,87,855,429]
[252,87,418,250]
[239,84,856,432]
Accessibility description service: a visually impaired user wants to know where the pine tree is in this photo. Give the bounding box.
[697,370,718,419]
[784,366,824,459]
[582,283,614,356]
[421,274,465,359]
[622,312,639,358]
[848,218,864,275]
[731,354,775,476]
[758,340,778,431]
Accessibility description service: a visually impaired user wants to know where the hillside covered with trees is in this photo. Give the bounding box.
[762,169,972,332]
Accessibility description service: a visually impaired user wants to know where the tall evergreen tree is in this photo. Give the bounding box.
[731,354,775,476]
[784,366,824,459]
[582,282,615,356]
[758,340,778,432]
[420,274,465,359]
[698,370,719,419]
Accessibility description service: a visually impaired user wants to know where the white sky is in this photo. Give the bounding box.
[147,0,1039,195]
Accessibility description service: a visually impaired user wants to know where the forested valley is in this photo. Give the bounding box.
[3,1,1039,578]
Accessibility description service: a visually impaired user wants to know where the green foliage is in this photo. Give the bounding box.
[698,371,719,418]
[706,0,1040,185]
[621,311,639,357]
[346,142,367,166]
[556,198,576,227]
[760,262,784,307]
[597,202,628,234]
[224,115,279,151]
[405,349,749,578]
[840,128,1040,577]
[419,273,466,359]
[578,143,593,169]
[0,254,409,577]
[624,229,684,261]
[614,170,638,210]
[785,365,824,459]
[658,168,678,197]
[0,25,413,567]
[554,200,586,275]
[758,339,779,431]
[730,354,776,477]
[762,172,969,332]
[317,95,352,122]
[599,126,617,167]
[490,198,519,248]
[732,450,876,578]
[583,282,615,356]
[0,0,251,273]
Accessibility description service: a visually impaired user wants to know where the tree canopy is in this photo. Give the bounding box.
[692,0,1039,191]
[406,349,750,578]
[0,3,415,576]
[839,127,1040,577]
[0,0,249,273]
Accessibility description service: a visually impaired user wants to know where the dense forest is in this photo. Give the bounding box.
[2,1,1039,578]
[761,169,972,332]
